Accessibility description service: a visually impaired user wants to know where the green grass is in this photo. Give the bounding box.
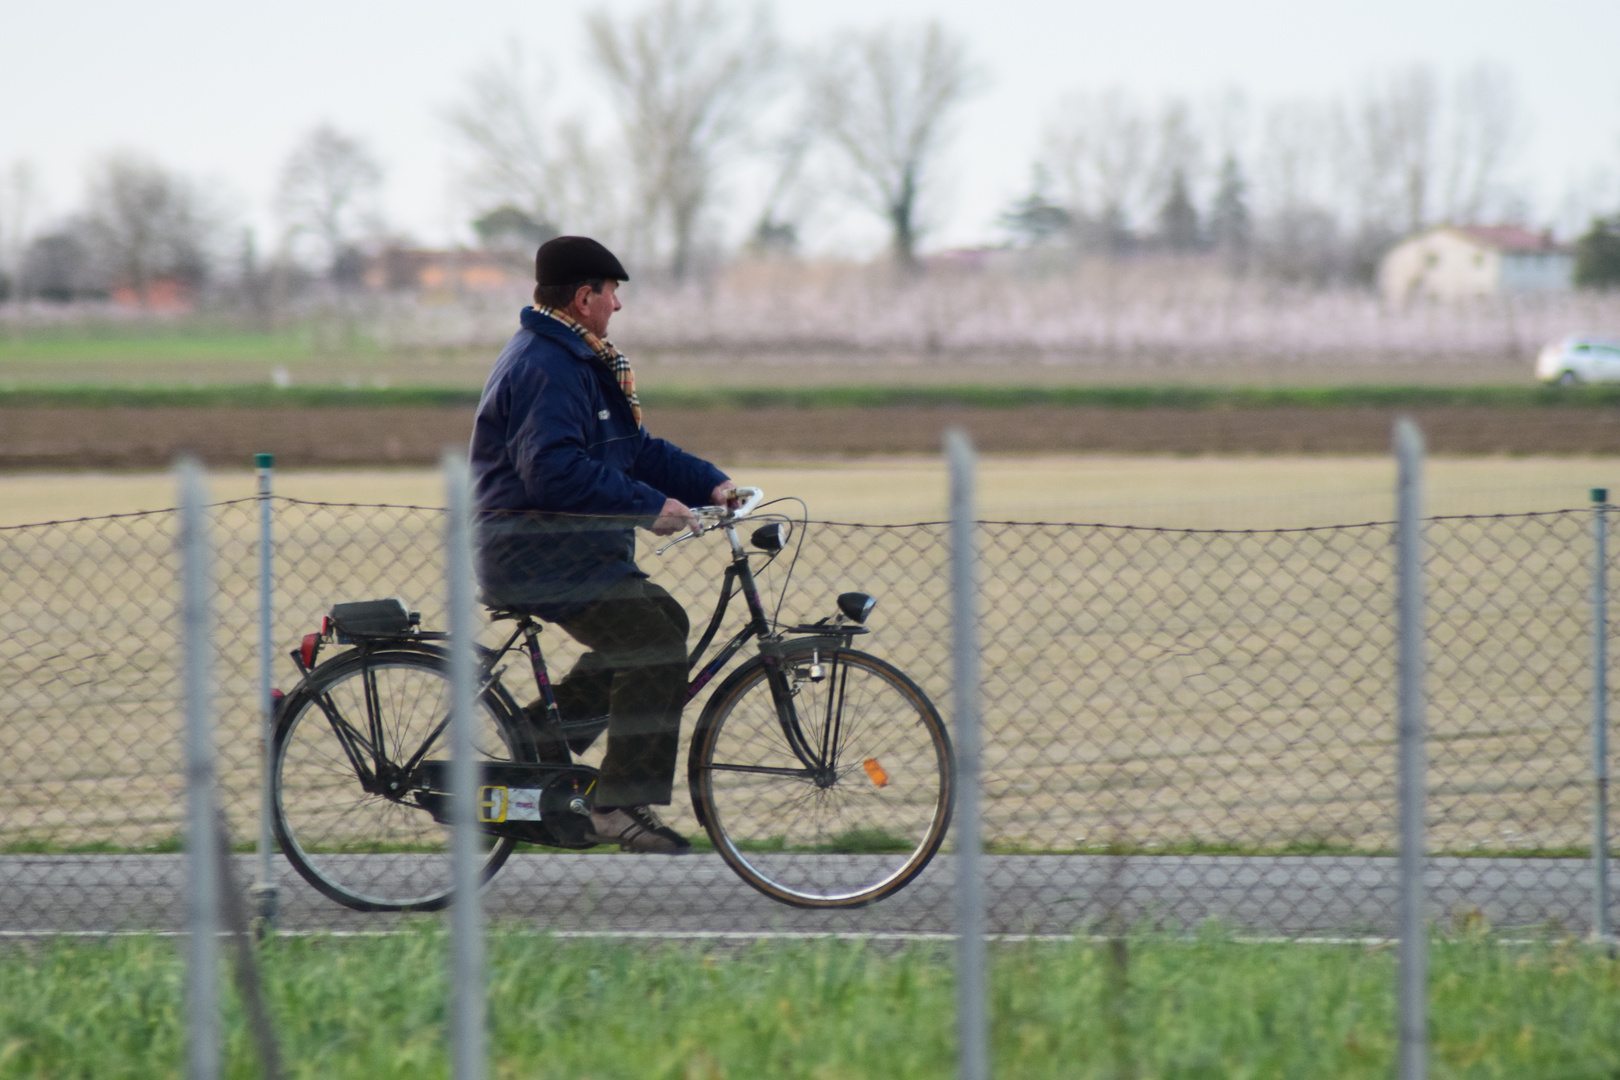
[0,324,324,366]
[0,836,186,856]
[0,383,480,409]
[643,382,1620,411]
[2,927,1618,1078]
[4,381,1620,410]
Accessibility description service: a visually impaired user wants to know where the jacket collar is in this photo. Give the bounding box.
[520,306,595,360]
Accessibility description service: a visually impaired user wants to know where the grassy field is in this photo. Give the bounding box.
[0,326,323,366]
[0,456,1605,861]
[10,382,1620,409]
[2,929,1616,1078]
[0,455,1610,529]
[0,322,469,389]
[0,315,1542,390]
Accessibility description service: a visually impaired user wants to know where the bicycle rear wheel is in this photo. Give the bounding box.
[272,646,532,911]
[689,646,953,908]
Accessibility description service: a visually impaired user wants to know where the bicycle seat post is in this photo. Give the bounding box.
[516,617,564,729]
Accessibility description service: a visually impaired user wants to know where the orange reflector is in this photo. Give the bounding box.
[863,758,889,787]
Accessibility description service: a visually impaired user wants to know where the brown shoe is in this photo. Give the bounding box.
[587,805,692,854]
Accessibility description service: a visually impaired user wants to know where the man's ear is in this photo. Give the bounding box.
[572,283,595,311]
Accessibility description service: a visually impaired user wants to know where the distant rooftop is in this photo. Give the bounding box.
[1446,224,1561,253]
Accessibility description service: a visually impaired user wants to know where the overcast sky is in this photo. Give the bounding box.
[4,0,1619,255]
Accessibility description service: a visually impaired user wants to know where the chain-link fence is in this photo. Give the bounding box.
[2,494,1611,938]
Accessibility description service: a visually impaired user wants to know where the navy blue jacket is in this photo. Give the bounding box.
[470,307,727,617]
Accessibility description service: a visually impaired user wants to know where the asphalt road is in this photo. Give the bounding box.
[2,853,1608,938]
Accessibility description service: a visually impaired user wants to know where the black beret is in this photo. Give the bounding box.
[535,236,629,285]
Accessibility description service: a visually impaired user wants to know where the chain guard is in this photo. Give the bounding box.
[413,760,599,849]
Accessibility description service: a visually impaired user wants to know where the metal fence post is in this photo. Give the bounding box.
[947,428,989,1080]
[253,452,278,930]
[1394,418,1428,1080]
[1593,488,1612,944]
[179,457,220,1080]
[445,450,486,1080]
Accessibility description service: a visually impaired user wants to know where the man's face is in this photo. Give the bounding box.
[570,279,622,337]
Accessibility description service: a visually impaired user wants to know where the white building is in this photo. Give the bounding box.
[1379,225,1573,306]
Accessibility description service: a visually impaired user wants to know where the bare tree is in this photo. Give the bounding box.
[276,124,384,279]
[1025,64,1527,288]
[1252,99,1348,283]
[82,152,214,306]
[588,0,776,279]
[0,162,39,300]
[446,48,595,238]
[1437,62,1525,224]
[1256,99,1337,220]
[1042,89,1153,254]
[1556,165,1620,241]
[812,21,976,272]
[1337,66,1439,237]
[1152,100,1202,198]
[1204,86,1251,166]
[22,228,96,302]
[747,122,815,255]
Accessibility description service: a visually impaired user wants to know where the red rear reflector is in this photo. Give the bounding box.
[300,633,320,669]
[270,688,284,701]
[320,616,332,639]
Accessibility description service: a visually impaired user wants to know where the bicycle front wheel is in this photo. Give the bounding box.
[689,646,953,908]
[272,647,531,912]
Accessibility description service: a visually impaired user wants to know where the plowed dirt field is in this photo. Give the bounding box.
[2,404,1618,469]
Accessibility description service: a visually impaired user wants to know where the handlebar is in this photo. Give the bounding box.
[728,486,765,518]
[655,486,766,554]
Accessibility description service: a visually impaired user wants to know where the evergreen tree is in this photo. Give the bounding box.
[472,205,557,251]
[1098,203,1132,257]
[1158,168,1201,251]
[745,215,798,256]
[1574,215,1620,288]
[997,190,1072,247]
[1208,154,1251,269]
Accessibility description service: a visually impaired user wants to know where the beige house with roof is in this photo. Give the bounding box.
[1379,225,1573,306]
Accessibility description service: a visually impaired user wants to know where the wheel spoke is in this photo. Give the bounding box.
[274,650,528,911]
[693,649,952,906]
[700,762,818,779]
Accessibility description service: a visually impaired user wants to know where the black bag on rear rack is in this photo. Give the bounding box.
[327,598,419,642]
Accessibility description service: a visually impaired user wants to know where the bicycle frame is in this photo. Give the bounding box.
[298,507,844,792]
[302,645,484,799]
[500,513,839,779]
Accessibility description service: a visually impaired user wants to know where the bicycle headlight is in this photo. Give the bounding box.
[837,591,876,624]
[751,522,790,553]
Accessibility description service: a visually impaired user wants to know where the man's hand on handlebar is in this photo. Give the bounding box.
[650,484,759,540]
[652,498,700,537]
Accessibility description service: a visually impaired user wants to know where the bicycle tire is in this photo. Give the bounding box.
[688,644,953,908]
[272,645,534,912]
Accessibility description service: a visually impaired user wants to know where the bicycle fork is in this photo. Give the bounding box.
[722,520,838,784]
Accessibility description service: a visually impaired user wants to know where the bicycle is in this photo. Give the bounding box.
[270,488,954,913]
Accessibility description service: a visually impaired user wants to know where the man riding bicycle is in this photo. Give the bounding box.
[469,236,736,854]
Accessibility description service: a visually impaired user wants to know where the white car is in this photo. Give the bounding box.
[1536,335,1620,385]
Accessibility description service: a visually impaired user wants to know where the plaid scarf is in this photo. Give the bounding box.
[535,305,642,428]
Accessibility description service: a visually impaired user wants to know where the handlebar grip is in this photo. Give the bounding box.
[731,486,764,517]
